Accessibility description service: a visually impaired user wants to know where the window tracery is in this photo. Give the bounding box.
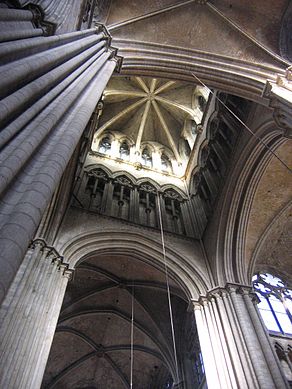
[164,190,185,235]
[138,182,157,228]
[253,273,292,335]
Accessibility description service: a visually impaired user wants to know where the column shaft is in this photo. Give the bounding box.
[243,290,288,388]
[0,23,121,304]
[194,304,220,388]
[0,240,72,389]
[193,285,289,389]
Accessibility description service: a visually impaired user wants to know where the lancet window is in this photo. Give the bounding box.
[119,140,130,160]
[253,273,292,335]
[193,351,205,386]
[198,95,207,112]
[141,147,152,168]
[164,189,185,235]
[138,183,157,228]
[84,169,108,211]
[98,136,111,155]
[183,138,191,157]
[112,176,132,220]
[161,154,172,173]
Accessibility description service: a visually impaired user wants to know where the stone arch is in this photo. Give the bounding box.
[59,230,211,299]
[85,164,112,177]
[206,112,220,141]
[214,120,287,285]
[250,200,292,283]
[136,177,160,191]
[198,141,210,168]
[112,170,137,185]
[117,44,284,104]
[161,184,187,200]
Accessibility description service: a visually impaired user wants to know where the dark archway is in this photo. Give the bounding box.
[42,251,200,388]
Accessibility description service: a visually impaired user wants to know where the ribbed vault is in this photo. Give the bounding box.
[94,75,206,166]
[42,253,189,388]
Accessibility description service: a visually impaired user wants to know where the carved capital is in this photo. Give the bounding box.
[26,4,56,36]
[263,67,292,138]
[95,22,112,46]
[191,300,202,310]
[30,239,73,280]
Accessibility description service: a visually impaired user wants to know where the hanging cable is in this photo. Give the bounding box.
[156,191,180,384]
[130,281,134,389]
[191,72,292,174]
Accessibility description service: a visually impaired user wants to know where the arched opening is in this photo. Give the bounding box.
[119,140,130,160]
[41,246,204,388]
[141,147,153,168]
[161,154,173,174]
[99,136,112,155]
[252,272,292,335]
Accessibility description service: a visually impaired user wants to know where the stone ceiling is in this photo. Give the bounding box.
[94,76,206,165]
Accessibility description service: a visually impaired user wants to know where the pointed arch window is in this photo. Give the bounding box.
[99,136,111,155]
[183,139,191,157]
[161,154,172,173]
[253,273,292,335]
[198,95,207,112]
[141,148,152,168]
[119,140,130,160]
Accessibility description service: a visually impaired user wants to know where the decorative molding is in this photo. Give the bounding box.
[191,282,259,306]
[30,239,73,280]
[263,66,292,138]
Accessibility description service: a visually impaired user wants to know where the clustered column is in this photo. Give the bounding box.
[0,239,73,389]
[0,10,121,303]
[193,284,289,389]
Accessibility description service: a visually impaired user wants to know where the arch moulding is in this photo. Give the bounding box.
[58,230,211,300]
[213,120,288,286]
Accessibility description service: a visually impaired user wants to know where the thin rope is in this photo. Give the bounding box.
[156,192,180,384]
[130,281,134,389]
[191,72,292,174]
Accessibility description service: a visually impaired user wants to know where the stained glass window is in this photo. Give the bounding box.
[99,136,111,155]
[141,148,152,168]
[119,141,130,160]
[161,154,172,173]
[253,273,292,335]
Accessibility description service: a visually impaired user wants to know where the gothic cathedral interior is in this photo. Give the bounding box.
[0,1,291,388]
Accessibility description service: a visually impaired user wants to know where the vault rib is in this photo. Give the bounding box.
[154,80,177,95]
[104,89,147,99]
[136,100,150,151]
[57,326,166,362]
[152,100,181,162]
[96,97,147,135]
[58,308,175,373]
[135,76,149,93]
[150,78,157,93]
[155,95,195,118]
